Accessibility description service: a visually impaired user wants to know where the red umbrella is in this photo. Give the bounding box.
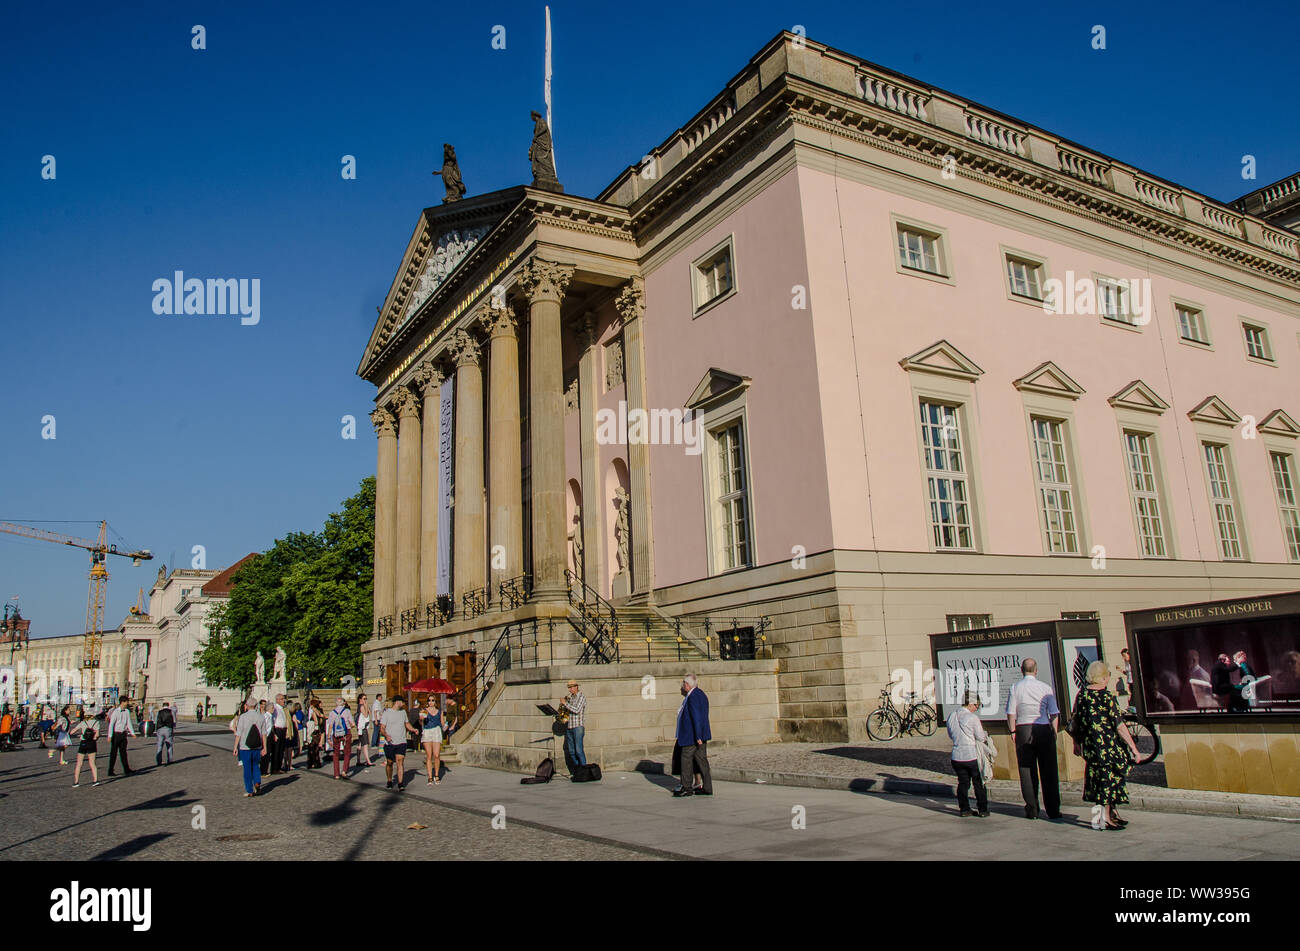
[406,678,456,694]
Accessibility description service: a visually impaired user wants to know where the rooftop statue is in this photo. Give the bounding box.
[528,111,562,192]
[432,143,466,203]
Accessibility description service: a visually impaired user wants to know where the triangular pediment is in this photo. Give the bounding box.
[686,368,750,409]
[898,340,984,381]
[1260,409,1300,438]
[1187,395,1241,426]
[1107,380,1169,414]
[358,188,524,380]
[1013,361,1084,399]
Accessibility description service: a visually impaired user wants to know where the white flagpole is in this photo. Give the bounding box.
[545,5,555,176]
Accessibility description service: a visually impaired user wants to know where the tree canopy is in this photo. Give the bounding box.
[195,476,373,691]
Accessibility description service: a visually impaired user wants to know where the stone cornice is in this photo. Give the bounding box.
[602,34,1300,291]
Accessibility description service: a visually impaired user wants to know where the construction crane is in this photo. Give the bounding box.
[0,521,152,670]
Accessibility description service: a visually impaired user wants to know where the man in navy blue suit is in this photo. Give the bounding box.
[674,673,712,797]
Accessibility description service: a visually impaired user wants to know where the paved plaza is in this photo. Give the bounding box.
[1,727,1297,861]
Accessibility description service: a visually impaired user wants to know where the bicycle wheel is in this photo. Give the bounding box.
[911,703,938,737]
[866,707,901,741]
[1125,717,1160,765]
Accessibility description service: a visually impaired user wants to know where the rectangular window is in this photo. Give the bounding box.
[711,422,751,571]
[1242,322,1273,361]
[1031,416,1080,554]
[946,614,992,632]
[1098,279,1133,325]
[1123,431,1168,557]
[1006,257,1044,300]
[918,400,974,549]
[1202,442,1243,560]
[897,226,943,275]
[697,249,732,306]
[1176,305,1208,344]
[1270,451,1300,562]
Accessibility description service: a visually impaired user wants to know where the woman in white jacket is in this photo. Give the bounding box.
[946,691,990,817]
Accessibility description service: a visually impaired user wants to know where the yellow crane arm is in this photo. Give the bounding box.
[0,521,153,562]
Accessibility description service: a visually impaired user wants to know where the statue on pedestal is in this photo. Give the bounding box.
[272,646,287,682]
[528,111,563,192]
[614,487,630,574]
[432,143,466,203]
[254,651,265,685]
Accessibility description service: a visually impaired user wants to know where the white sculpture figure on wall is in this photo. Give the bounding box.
[406,226,491,319]
[614,487,630,574]
[254,651,265,685]
[273,646,287,682]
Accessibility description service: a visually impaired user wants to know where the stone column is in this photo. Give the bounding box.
[575,315,605,593]
[450,329,486,607]
[616,278,655,601]
[394,387,422,624]
[415,361,443,616]
[519,258,574,600]
[480,302,524,602]
[370,406,398,631]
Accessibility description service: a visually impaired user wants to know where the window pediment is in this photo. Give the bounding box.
[1187,395,1241,427]
[1013,361,1084,400]
[686,368,750,410]
[1107,380,1169,415]
[1260,408,1300,438]
[898,340,984,382]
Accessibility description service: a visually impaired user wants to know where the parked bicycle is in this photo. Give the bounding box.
[1121,710,1160,765]
[866,681,937,741]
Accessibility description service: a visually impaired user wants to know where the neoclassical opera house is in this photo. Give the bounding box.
[357,31,1300,770]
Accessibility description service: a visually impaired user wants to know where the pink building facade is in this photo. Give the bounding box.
[359,32,1300,744]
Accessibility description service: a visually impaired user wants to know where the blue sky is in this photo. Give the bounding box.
[1,0,1296,637]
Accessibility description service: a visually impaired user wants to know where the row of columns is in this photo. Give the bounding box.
[372,258,599,632]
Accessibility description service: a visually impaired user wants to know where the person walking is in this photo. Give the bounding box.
[1073,661,1140,830]
[379,696,417,790]
[53,705,73,766]
[280,697,298,771]
[305,698,324,769]
[106,698,136,777]
[947,690,989,817]
[71,711,104,787]
[357,694,375,768]
[0,706,12,747]
[144,703,156,738]
[557,679,588,769]
[370,693,385,748]
[232,697,267,797]
[267,694,289,774]
[673,674,712,797]
[326,699,355,779]
[155,701,176,766]
[1006,658,1060,820]
[38,703,55,750]
[417,698,444,785]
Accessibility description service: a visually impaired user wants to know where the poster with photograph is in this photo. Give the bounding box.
[1134,616,1300,716]
[1061,637,1101,714]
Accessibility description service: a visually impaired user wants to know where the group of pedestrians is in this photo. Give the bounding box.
[230,691,451,797]
[946,658,1140,828]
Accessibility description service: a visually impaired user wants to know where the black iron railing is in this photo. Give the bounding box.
[399,608,418,636]
[565,569,617,664]
[425,597,454,629]
[693,616,773,660]
[498,574,532,611]
[377,615,395,639]
[462,587,488,619]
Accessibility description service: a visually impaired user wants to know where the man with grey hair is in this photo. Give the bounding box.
[1006,657,1060,819]
[673,673,712,797]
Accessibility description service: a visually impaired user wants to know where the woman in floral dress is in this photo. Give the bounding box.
[1073,660,1140,830]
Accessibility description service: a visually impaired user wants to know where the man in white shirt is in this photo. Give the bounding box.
[268,694,289,774]
[106,698,136,777]
[1005,658,1060,820]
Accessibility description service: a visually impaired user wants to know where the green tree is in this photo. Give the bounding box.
[195,477,374,690]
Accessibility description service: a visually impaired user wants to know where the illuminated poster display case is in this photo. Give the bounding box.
[1124,591,1300,723]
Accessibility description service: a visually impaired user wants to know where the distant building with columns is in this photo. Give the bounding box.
[358,31,1300,749]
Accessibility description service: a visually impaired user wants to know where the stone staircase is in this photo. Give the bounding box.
[607,606,707,663]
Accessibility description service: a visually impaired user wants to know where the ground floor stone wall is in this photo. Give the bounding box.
[653,549,1300,744]
[456,659,780,774]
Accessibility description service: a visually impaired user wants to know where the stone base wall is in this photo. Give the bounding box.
[456,659,780,774]
[1160,723,1300,796]
[653,549,1300,744]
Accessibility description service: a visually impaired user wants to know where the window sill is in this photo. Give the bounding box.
[692,285,737,320]
[896,262,955,286]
